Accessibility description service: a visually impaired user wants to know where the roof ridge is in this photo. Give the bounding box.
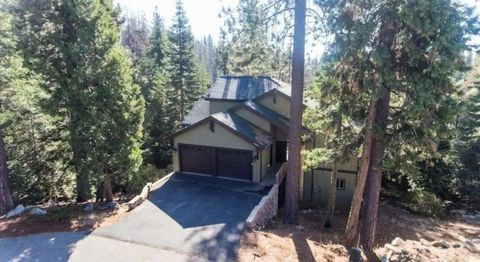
[219,75,274,79]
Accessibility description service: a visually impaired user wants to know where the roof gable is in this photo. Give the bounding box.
[172,111,272,148]
[234,100,313,137]
[240,100,290,131]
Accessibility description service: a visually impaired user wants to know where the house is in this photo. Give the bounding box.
[171,76,358,208]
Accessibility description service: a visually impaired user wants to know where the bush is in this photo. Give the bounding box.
[415,159,456,199]
[126,165,170,195]
[402,189,445,217]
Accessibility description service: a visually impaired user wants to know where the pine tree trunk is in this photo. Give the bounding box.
[0,128,14,215]
[70,118,90,202]
[284,0,306,224]
[75,171,90,202]
[180,83,184,121]
[360,86,391,256]
[103,173,113,203]
[344,97,377,247]
[325,119,342,228]
[359,19,394,256]
[324,164,339,228]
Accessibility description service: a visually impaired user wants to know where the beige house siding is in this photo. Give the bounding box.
[313,133,358,171]
[303,170,357,209]
[209,100,240,114]
[234,108,271,132]
[302,132,358,208]
[176,86,359,208]
[256,92,291,118]
[173,121,263,182]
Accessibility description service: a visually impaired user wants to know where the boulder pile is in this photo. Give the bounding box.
[380,237,480,262]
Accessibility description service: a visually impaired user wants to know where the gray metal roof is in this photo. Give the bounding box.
[211,111,272,148]
[242,100,290,130]
[240,100,313,137]
[207,76,280,100]
[182,98,210,125]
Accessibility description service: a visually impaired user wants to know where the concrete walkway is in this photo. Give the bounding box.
[0,174,265,262]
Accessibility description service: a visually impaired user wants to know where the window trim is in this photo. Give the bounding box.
[336,178,346,190]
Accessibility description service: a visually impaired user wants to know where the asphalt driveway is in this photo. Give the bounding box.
[75,173,265,261]
[0,173,266,262]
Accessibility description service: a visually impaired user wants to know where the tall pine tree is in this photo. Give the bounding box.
[309,0,479,256]
[168,0,205,121]
[14,0,144,202]
[136,8,174,168]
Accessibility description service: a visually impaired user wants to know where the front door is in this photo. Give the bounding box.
[276,141,287,163]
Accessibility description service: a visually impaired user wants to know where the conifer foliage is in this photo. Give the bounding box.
[308,0,479,256]
[168,0,205,121]
[14,0,145,202]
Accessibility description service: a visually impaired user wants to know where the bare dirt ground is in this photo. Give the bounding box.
[0,197,129,238]
[238,203,480,262]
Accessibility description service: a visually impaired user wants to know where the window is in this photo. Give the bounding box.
[336,178,346,190]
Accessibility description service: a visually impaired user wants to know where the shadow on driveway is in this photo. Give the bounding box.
[0,174,266,262]
[0,232,87,262]
[93,173,265,261]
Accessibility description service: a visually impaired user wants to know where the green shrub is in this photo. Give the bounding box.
[402,189,445,217]
[126,165,170,195]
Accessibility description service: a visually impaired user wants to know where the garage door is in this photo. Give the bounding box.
[179,144,253,181]
[216,148,253,181]
[179,144,215,175]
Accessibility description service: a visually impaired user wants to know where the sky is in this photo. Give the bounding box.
[114,0,480,58]
[114,0,238,42]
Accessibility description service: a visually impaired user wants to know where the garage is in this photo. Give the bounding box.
[179,143,253,181]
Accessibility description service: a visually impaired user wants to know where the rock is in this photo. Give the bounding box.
[295,224,304,231]
[84,204,95,213]
[24,205,35,212]
[472,239,480,244]
[451,209,466,215]
[464,240,480,253]
[82,218,95,226]
[432,240,450,249]
[385,249,394,259]
[380,255,388,262]
[420,239,431,246]
[140,184,150,200]
[452,242,462,248]
[127,195,143,211]
[6,204,25,218]
[29,207,47,215]
[384,244,397,251]
[106,202,120,210]
[463,214,477,220]
[389,254,400,262]
[391,237,405,246]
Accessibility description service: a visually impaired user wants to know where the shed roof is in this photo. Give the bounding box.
[206,76,280,101]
